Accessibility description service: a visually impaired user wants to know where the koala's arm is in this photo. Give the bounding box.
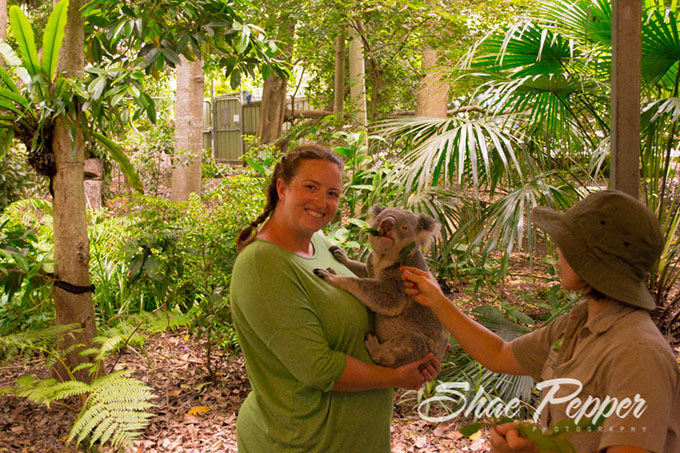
[314,267,408,316]
[329,246,368,278]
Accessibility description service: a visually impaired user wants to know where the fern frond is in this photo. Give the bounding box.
[12,375,90,407]
[141,310,192,334]
[0,323,81,348]
[68,369,155,449]
[71,362,95,374]
[93,334,126,360]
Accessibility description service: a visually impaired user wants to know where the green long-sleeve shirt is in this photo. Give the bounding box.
[231,234,393,452]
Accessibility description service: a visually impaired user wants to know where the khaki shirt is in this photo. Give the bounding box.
[512,301,680,452]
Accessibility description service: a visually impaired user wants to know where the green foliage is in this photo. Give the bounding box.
[121,175,266,377]
[83,0,285,83]
[68,370,155,449]
[0,145,45,211]
[202,148,235,179]
[1,325,156,450]
[0,205,55,335]
[0,0,146,191]
[242,135,278,177]
[459,414,608,453]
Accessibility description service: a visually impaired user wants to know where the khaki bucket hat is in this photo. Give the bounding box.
[532,190,664,310]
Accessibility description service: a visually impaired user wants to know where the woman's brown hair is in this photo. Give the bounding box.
[235,144,344,251]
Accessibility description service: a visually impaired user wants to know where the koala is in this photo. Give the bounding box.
[313,206,450,368]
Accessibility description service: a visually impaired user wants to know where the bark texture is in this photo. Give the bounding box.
[257,20,294,145]
[415,47,449,117]
[333,28,345,115]
[170,56,204,202]
[257,73,288,144]
[348,21,367,127]
[51,0,97,382]
[0,0,7,42]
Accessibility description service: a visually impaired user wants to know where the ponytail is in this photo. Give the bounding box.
[235,144,343,252]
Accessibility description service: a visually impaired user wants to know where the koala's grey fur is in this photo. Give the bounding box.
[314,206,449,368]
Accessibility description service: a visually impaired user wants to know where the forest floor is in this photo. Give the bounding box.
[0,327,492,453]
[1,252,679,452]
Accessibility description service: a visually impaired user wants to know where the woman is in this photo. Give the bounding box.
[401,190,679,453]
[230,144,440,452]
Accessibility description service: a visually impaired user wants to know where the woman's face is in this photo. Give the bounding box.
[556,248,586,291]
[276,159,343,237]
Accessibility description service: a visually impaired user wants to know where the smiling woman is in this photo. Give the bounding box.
[230,145,440,452]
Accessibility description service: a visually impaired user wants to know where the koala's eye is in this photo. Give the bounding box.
[400,225,409,231]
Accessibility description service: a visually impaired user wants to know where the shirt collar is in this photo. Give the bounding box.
[584,300,637,335]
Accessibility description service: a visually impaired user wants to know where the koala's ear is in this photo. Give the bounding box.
[417,214,439,233]
[369,206,385,219]
[416,214,440,248]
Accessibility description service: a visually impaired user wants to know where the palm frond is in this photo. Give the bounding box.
[459,177,582,273]
[641,9,680,92]
[376,115,523,197]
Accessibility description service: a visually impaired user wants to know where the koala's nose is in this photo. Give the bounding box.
[378,216,395,235]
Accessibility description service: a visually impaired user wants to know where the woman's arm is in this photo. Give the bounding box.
[401,266,527,375]
[333,353,440,391]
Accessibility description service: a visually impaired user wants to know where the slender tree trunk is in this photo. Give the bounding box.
[53,0,97,382]
[257,20,295,146]
[348,20,367,128]
[171,56,204,202]
[0,0,7,41]
[333,28,345,115]
[416,47,449,117]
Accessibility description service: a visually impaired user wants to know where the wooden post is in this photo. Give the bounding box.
[610,0,642,198]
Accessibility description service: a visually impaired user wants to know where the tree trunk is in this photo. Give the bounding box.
[170,56,204,202]
[257,72,288,144]
[52,0,97,382]
[415,47,449,117]
[348,21,367,128]
[0,0,7,41]
[333,28,345,115]
[257,20,295,146]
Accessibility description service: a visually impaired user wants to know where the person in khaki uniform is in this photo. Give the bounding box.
[402,190,680,453]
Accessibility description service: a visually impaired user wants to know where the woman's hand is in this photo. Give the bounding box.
[489,422,539,453]
[400,266,447,309]
[392,352,440,389]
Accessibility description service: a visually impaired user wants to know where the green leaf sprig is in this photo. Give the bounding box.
[363,226,380,236]
[458,410,610,453]
[398,241,416,263]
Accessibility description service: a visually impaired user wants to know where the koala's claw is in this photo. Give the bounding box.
[313,268,336,280]
[365,332,381,357]
[329,245,348,262]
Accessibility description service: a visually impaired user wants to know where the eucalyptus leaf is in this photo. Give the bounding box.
[398,242,416,262]
[364,227,380,236]
[458,421,483,437]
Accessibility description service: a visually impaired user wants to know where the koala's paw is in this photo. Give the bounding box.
[329,245,348,263]
[313,268,337,281]
[365,332,381,357]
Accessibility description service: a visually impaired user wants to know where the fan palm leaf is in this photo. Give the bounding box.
[467,22,607,145]
[377,115,524,199]
[642,8,680,93]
